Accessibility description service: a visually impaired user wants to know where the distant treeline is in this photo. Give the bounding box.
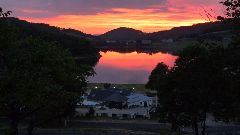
[99,44,180,55]
[147,21,234,41]
[3,18,235,62]
[2,18,101,66]
[99,21,234,42]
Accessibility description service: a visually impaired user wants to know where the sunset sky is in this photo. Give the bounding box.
[1,0,225,34]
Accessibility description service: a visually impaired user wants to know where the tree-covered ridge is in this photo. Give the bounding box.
[99,21,233,42]
[147,21,234,41]
[2,18,101,66]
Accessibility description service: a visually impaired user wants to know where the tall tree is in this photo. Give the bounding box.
[147,45,226,135]
[0,18,94,135]
[146,63,180,131]
[214,0,240,122]
[174,45,225,135]
[147,1,240,135]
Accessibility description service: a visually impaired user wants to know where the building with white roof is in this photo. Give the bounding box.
[76,88,157,119]
[82,100,100,106]
[127,93,153,108]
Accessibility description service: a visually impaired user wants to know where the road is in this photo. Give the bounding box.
[68,120,240,135]
[0,120,168,135]
[1,120,240,135]
[69,120,168,132]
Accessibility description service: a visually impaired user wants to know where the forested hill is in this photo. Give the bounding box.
[147,21,233,41]
[99,21,233,42]
[3,18,101,66]
[100,27,145,41]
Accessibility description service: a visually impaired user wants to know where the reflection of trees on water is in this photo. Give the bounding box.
[75,46,178,68]
[99,46,178,55]
[86,44,181,67]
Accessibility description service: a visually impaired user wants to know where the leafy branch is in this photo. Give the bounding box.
[0,7,12,17]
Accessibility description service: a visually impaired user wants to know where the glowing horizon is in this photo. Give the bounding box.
[1,0,224,35]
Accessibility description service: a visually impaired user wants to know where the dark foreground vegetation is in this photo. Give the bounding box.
[0,8,95,135]
[1,17,101,66]
[0,0,240,135]
[146,1,240,135]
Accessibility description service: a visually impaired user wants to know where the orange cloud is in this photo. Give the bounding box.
[18,1,221,34]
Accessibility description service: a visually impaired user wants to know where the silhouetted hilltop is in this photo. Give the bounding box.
[3,18,101,66]
[5,18,234,56]
[99,22,233,42]
[100,27,145,41]
[147,21,233,41]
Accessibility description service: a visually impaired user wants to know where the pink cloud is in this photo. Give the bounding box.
[2,0,224,34]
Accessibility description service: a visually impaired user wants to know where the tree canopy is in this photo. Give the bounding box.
[0,7,12,17]
[0,11,94,135]
[220,0,240,20]
[147,44,239,135]
[0,17,101,67]
[146,62,169,90]
[146,3,240,135]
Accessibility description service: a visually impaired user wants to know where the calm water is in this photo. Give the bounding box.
[88,51,177,84]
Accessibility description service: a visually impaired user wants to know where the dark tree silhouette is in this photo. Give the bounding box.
[0,7,95,135]
[103,83,111,89]
[147,45,233,135]
[0,7,12,17]
[220,0,240,19]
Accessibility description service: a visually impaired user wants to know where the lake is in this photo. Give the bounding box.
[88,51,177,84]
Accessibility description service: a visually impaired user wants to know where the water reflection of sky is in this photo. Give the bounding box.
[88,51,178,84]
